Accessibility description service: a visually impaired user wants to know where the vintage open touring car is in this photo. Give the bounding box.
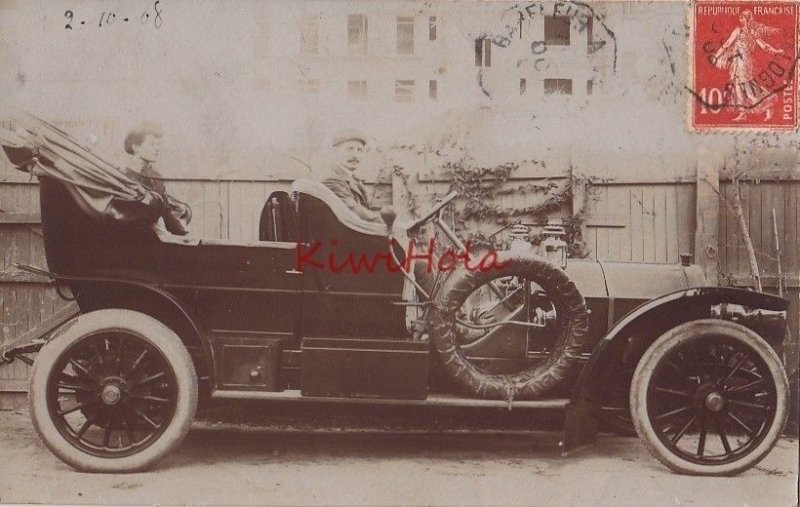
[0,116,790,476]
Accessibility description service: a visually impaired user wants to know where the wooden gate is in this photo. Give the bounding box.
[0,182,77,409]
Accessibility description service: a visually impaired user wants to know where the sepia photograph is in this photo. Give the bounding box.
[0,0,798,505]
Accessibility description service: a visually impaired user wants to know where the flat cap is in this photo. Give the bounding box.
[331,129,367,147]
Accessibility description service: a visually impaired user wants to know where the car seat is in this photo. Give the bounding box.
[259,191,297,242]
[290,178,404,294]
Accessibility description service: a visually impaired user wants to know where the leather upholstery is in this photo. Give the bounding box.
[291,179,388,237]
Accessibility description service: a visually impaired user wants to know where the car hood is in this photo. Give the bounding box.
[564,259,706,300]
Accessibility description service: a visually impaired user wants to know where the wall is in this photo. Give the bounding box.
[2,1,794,183]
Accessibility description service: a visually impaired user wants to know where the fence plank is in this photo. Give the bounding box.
[0,213,40,224]
[788,183,799,277]
[595,186,610,260]
[605,186,627,261]
[652,186,662,261]
[718,182,730,281]
[0,379,27,392]
[762,184,780,280]
[678,184,695,259]
[618,187,634,263]
[629,186,644,262]
[665,185,678,263]
[749,182,762,284]
[645,186,658,262]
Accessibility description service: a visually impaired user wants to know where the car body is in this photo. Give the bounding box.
[0,122,790,476]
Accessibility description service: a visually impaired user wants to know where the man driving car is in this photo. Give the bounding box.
[319,129,388,224]
[315,129,435,295]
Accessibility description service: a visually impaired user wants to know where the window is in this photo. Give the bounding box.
[300,14,319,54]
[397,17,414,55]
[544,78,572,95]
[519,78,527,95]
[544,16,570,46]
[429,80,437,100]
[348,80,367,100]
[429,16,437,41]
[474,37,491,67]
[585,16,593,50]
[395,80,414,102]
[587,79,593,95]
[348,14,368,55]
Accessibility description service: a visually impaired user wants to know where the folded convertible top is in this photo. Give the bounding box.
[0,114,190,234]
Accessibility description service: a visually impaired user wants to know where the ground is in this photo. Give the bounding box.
[0,408,797,506]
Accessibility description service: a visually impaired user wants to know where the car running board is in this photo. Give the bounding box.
[211,389,570,410]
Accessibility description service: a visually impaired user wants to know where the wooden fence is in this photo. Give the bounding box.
[718,179,800,289]
[0,182,74,408]
[1,174,798,424]
[584,182,696,264]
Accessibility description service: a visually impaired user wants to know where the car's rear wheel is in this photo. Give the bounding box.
[428,251,590,400]
[630,319,788,476]
[29,309,197,472]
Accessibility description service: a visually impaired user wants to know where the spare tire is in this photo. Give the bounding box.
[428,251,590,400]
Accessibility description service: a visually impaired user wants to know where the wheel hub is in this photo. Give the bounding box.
[704,391,725,412]
[101,384,123,405]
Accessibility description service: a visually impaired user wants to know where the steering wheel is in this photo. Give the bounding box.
[404,191,458,232]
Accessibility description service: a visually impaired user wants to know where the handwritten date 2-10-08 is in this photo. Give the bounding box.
[64,1,163,30]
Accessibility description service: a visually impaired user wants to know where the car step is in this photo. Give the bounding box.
[212,389,570,410]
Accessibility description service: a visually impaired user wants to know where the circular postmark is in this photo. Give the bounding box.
[471,1,618,98]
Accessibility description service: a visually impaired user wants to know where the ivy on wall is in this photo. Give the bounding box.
[388,145,596,259]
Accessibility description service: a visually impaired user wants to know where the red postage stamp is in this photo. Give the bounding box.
[690,1,799,130]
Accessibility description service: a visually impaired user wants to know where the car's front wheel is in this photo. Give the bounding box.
[29,309,198,472]
[630,319,788,476]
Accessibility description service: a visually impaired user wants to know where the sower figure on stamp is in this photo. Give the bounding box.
[122,123,192,235]
[712,10,787,121]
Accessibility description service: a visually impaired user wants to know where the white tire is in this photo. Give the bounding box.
[631,319,788,476]
[29,309,198,472]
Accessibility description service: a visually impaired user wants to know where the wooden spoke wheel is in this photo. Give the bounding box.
[631,319,788,476]
[29,309,197,472]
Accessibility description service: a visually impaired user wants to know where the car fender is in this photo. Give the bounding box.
[58,276,215,388]
[563,286,787,452]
